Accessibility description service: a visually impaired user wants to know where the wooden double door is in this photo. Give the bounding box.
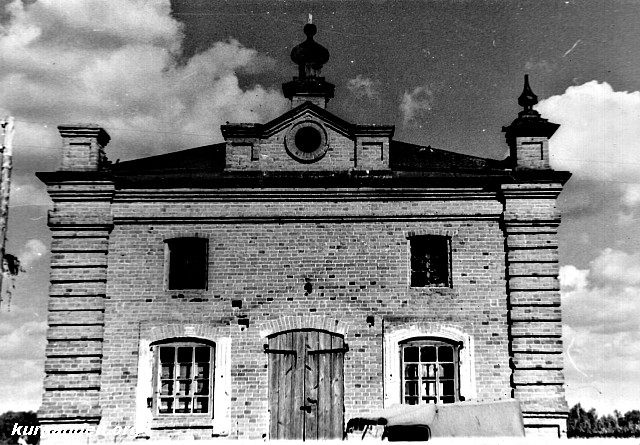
[266,329,346,440]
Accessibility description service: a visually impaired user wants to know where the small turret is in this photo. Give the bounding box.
[282,19,335,109]
[502,75,559,170]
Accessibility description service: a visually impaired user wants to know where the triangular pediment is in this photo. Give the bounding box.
[221,101,360,140]
[221,101,394,172]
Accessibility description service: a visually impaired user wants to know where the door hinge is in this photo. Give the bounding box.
[263,344,297,356]
[307,344,349,355]
[300,405,312,413]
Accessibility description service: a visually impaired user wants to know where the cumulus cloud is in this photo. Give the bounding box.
[399,85,434,127]
[562,249,640,332]
[0,320,47,360]
[9,176,52,208]
[0,320,46,413]
[561,250,640,413]
[621,184,640,207]
[537,81,640,183]
[0,0,289,161]
[346,75,380,99]
[17,238,47,269]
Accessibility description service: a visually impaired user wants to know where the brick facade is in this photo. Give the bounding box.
[36,33,571,442]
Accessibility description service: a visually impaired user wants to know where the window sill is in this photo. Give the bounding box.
[409,285,455,291]
[150,415,229,436]
[151,414,213,429]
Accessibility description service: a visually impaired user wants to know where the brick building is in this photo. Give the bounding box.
[37,23,570,441]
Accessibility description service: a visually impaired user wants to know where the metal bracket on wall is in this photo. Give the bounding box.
[263,344,297,357]
[307,344,349,355]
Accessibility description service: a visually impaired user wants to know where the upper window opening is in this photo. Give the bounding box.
[166,238,208,290]
[409,235,451,287]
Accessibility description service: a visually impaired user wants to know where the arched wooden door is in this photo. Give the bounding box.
[266,329,346,440]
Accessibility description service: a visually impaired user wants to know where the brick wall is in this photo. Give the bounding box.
[92,192,512,440]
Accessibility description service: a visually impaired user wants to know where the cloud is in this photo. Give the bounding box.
[621,184,640,207]
[537,81,640,183]
[346,75,380,99]
[0,357,44,413]
[561,249,640,332]
[9,176,52,208]
[561,250,640,413]
[0,320,46,360]
[17,238,46,269]
[399,85,434,128]
[0,0,289,161]
[0,321,46,413]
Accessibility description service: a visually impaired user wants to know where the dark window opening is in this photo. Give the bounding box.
[401,339,460,405]
[294,126,322,153]
[410,235,451,287]
[167,238,208,290]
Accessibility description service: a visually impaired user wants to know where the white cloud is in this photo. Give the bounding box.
[621,183,640,207]
[0,320,47,413]
[18,239,47,269]
[561,249,640,413]
[590,248,640,286]
[346,75,380,99]
[618,183,640,224]
[558,264,589,292]
[0,357,44,413]
[0,0,289,161]
[0,320,46,360]
[399,85,434,128]
[9,176,52,208]
[537,81,640,182]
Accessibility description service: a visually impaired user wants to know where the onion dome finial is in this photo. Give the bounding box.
[290,21,330,78]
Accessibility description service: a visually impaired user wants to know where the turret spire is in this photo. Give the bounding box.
[282,21,335,109]
[290,21,330,78]
[518,74,538,115]
[502,75,560,170]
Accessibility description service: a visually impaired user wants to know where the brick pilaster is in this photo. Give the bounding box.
[38,126,114,426]
[502,182,568,437]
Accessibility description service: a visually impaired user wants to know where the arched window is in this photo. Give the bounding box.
[400,338,461,404]
[153,341,215,415]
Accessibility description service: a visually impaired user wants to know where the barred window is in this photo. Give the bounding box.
[166,238,208,290]
[401,339,460,404]
[409,235,451,287]
[155,343,214,415]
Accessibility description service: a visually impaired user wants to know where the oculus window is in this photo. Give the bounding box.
[166,238,208,290]
[284,120,328,163]
[155,342,214,415]
[401,339,461,405]
[409,235,451,287]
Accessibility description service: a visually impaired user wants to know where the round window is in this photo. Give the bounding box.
[294,126,322,153]
[285,121,328,163]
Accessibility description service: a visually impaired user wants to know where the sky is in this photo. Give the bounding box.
[1,0,640,417]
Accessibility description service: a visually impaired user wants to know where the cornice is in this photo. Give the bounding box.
[113,214,500,225]
[113,188,498,202]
